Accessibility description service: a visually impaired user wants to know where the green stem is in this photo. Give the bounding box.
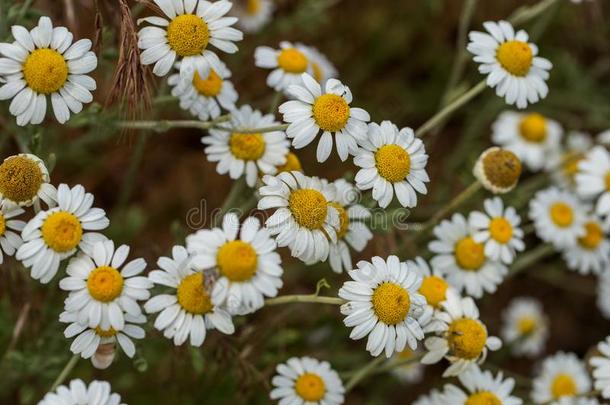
[264,295,345,306]
[344,356,385,392]
[268,91,283,115]
[117,115,231,132]
[508,0,560,26]
[50,354,79,391]
[211,124,289,134]
[214,177,248,226]
[508,244,555,278]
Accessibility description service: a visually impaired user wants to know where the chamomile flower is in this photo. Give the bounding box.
[467,21,552,108]
[0,154,56,209]
[421,290,502,377]
[469,197,525,264]
[327,179,372,273]
[473,147,523,194]
[501,297,549,357]
[597,271,610,319]
[202,104,289,187]
[338,255,428,358]
[491,111,563,171]
[0,16,97,125]
[303,45,338,86]
[168,60,237,120]
[354,121,429,208]
[257,171,339,263]
[407,256,452,318]
[429,213,508,299]
[17,184,109,284]
[532,352,592,404]
[390,348,425,384]
[561,216,610,275]
[145,245,235,346]
[576,146,610,218]
[280,74,370,162]
[275,151,303,174]
[38,379,124,405]
[137,0,242,80]
[232,0,273,33]
[529,187,586,248]
[590,336,610,400]
[443,365,522,405]
[255,41,312,91]
[270,357,345,405]
[0,203,25,264]
[551,132,593,189]
[186,212,283,315]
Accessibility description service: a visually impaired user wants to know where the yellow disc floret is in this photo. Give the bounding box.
[246,0,261,15]
[481,148,522,190]
[23,49,68,94]
[418,276,448,309]
[372,282,410,325]
[551,374,577,399]
[277,48,308,73]
[193,69,223,97]
[455,237,485,271]
[87,266,124,302]
[288,188,328,230]
[375,144,411,183]
[489,217,513,244]
[0,155,44,203]
[549,202,574,228]
[177,273,213,315]
[41,211,83,252]
[166,14,209,56]
[95,327,117,338]
[519,113,547,143]
[312,94,350,132]
[447,318,488,359]
[329,202,349,239]
[276,152,302,173]
[312,62,323,83]
[466,391,502,405]
[217,240,258,282]
[230,132,265,161]
[605,172,610,191]
[0,214,5,237]
[294,373,326,402]
[496,40,533,77]
[578,221,603,250]
[517,316,537,335]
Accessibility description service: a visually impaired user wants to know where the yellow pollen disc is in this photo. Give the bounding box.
[0,214,5,237]
[397,348,413,360]
[605,172,610,191]
[229,132,265,161]
[517,316,537,335]
[447,318,488,360]
[578,221,603,250]
[177,273,213,315]
[276,152,302,173]
[563,154,583,182]
[375,144,411,183]
[489,217,513,244]
[0,155,43,203]
[216,240,258,282]
[551,374,577,399]
[312,94,350,132]
[192,69,223,97]
[496,40,533,76]
[41,212,83,253]
[418,276,448,309]
[23,49,68,94]
[246,0,261,15]
[482,149,522,189]
[95,327,117,338]
[519,113,547,143]
[329,202,349,239]
[288,188,328,230]
[312,62,323,83]
[277,48,308,73]
[466,391,502,405]
[549,202,574,228]
[372,282,411,325]
[87,266,124,303]
[166,14,209,57]
[454,237,485,271]
[294,373,326,402]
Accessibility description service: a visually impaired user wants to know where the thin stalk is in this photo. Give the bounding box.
[117,115,231,132]
[508,0,560,26]
[214,177,248,226]
[507,244,555,278]
[344,356,385,392]
[268,91,283,115]
[264,295,345,306]
[211,124,289,134]
[50,355,79,391]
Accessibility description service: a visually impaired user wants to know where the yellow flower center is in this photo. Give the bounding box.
[549,202,574,228]
[375,144,411,183]
[229,132,265,161]
[489,217,513,244]
[95,327,117,338]
[418,275,448,309]
[517,316,537,335]
[276,152,302,173]
[551,374,577,399]
[312,94,350,132]
[166,14,209,57]
[329,202,349,239]
[288,188,328,230]
[41,212,83,252]
[397,348,414,360]
[246,0,261,15]
[496,40,533,77]
[605,172,610,191]
[23,49,68,94]
[216,240,258,282]
[0,214,5,237]
[466,391,502,405]
[192,69,223,97]
[519,113,547,143]
[0,155,44,203]
[562,154,583,183]
[294,373,326,402]
[277,48,308,73]
[578,221,603,250]
[482,149,522,189]
[455,237,485,271]
[372,282,411,325]
[177,273,213,315]
[87,266,124,302]
[312,62,323,82]
[447,318,488,360]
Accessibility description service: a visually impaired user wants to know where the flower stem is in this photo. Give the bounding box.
[117,115,231,132]
[508,0,560,26]
[211,124,290,134]
[508,244,555,278]
[344,356,386,392]
[264,295,345,306]
[50,354,79,391]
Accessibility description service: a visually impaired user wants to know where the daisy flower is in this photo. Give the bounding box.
[597,270,610,320]
[0,153,56,209]
[338,255,429,358]
[38,379,124,405]
[529,187,586,248]
[257,171,339,263]
[168,60,237,120]
[550,131,593,189]
[232,0,273,33]
[443,365,522,405]
[202,104,289,187]
[255,41,312,91]
[407,256,452,319]
[17,184,109,284]
[145,245,234,346]
[275,151,303,174]
[270,357,344,405]
[532,352,592,404]
[390,348,425,384]
[561,216,610,275]
[186,212,283,315]
[590,336,610,400]
[473,147,523,194]
[138,0,243,80]
[429,213,508,299]
[279,73,370,162]
[327,179,372,273]
[422,290,502,377]
[0,203,25,264]
[469,197,525,264]
[467,20,552,108]
[0,16,97,125]
[501,297,549,357]
[576,146,610,218]
[303,45,338,86]
[491,111,563,171]
[354,121,429,208]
